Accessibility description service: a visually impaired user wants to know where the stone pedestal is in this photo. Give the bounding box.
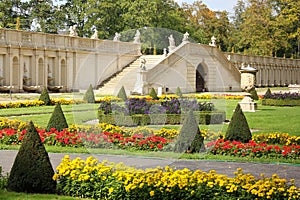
[239,96,257,112]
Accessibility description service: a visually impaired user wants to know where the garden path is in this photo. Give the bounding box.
[0,150,299,186]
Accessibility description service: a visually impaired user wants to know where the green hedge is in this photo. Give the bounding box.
[98,111,225,126]
[262,99,300,106]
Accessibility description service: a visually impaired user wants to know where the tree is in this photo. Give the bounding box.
[7,121,56,193]
[149,88,158,100]
[176,87,182,97]
[46,103,68,131]
[83,84,95,103]
[263,88,272,99]
[39,87,51,105]
[0,0,27,29]
[117,86,127,101]
[174,110,204,153]
[225,103,252,143]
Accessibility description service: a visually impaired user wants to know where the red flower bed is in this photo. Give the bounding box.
[207,139,300,159]
[0,127,171,151]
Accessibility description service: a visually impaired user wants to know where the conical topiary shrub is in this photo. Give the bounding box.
[39,87,51,105]
[174,110,204,153]
[176,87,183,97]
[225,103,252,143]
[7,121,56,194]
[264,88,272,99]
[117,86,127,101]
[249,87,259,100]
[149,88,159,100]
[83,84,95,103]
[46,103,68,131]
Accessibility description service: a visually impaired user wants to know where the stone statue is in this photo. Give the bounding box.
[168,34,176,52]
[182,32,189,43]
[113,32,121,41]
[69,25,78,37]
[133,30,141,43]
[91,29,98,39]
[163,48,167,57]
[140,56,146,70]
[209,36,216,46]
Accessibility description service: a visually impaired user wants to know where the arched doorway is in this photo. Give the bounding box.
[196,63,207,92]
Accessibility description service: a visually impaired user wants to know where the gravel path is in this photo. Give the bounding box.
[1,150,299,186]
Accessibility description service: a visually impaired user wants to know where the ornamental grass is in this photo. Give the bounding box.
[53,155,300,200]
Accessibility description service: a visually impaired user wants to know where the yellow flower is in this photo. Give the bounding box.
[149,190,155,196]
[108,187,114,194]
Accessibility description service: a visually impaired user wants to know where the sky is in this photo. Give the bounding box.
[175,0,238,14]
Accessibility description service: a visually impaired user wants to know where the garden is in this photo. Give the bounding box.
[0,87,299,199]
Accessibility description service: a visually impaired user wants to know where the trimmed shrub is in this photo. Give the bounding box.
[7,121,56,193]
[149,88,159,100]
[46,103,68,131]
[176,87,182,97]
[249,87,259,100]
[39,87,51,105]
[83,84,95,103]
[117,86,127,101]
[174,110,204,153]
[225,104,252,143]
[264,88,272,99]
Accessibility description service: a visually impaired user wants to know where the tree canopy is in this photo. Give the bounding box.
[0,0,299,58]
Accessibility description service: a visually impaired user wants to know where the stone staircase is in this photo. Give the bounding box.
[97,55,163,95]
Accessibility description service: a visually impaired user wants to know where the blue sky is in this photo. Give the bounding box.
[176,0,238,14]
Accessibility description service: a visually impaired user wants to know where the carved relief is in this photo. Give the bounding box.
[22,33,32,43]
[46,36,55,45]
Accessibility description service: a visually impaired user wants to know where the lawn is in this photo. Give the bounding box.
[1,97,300,136]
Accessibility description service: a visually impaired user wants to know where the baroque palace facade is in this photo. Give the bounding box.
[0,28,299,94]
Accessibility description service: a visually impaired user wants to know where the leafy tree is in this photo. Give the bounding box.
[39,87,51,105]
[83,84,95,103]
[225,103,252,143]
[117,86,127,101]
[0,0,27,29]
[149,88,158,100]
[7,121,56,194]
[46,103,68,131]
[174,110,204,153]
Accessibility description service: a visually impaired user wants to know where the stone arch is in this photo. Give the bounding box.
[12,56,20,87]
[61,59,67,86]
[38,58,44,85]
[196,63,208,92]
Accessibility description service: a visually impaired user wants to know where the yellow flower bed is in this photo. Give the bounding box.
[51,98,85,105]
[0,117,28,130]
[96,96,122,103]
[253,133,300,146]
[0,100,44,108]
[53,155,300,200]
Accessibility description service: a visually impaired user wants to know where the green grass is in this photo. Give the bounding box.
[0,189,88,200]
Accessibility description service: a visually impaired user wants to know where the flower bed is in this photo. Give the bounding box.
[207,139,300,159]
[262,92,300,106]
[53,155,300,200]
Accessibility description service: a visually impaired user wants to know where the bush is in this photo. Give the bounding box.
[46,103,68,131]
[117,86,127,101]
[7,121,56,193]
[149,88,159,100]
[263,88,272,99]
[249,87,259,100]
[39,87,51,105]
[262,99,300,106]
[83,84,95,103]
[225,104,252,143]
[176,87,182,97]
[174,110,204,153]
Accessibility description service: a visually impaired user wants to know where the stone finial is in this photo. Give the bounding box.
[133,30,141,43]
[91,29,98,39]
[113,32,121,41]
[182,32,189,43]
[209,36,216,46]
[163,48,167,57]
